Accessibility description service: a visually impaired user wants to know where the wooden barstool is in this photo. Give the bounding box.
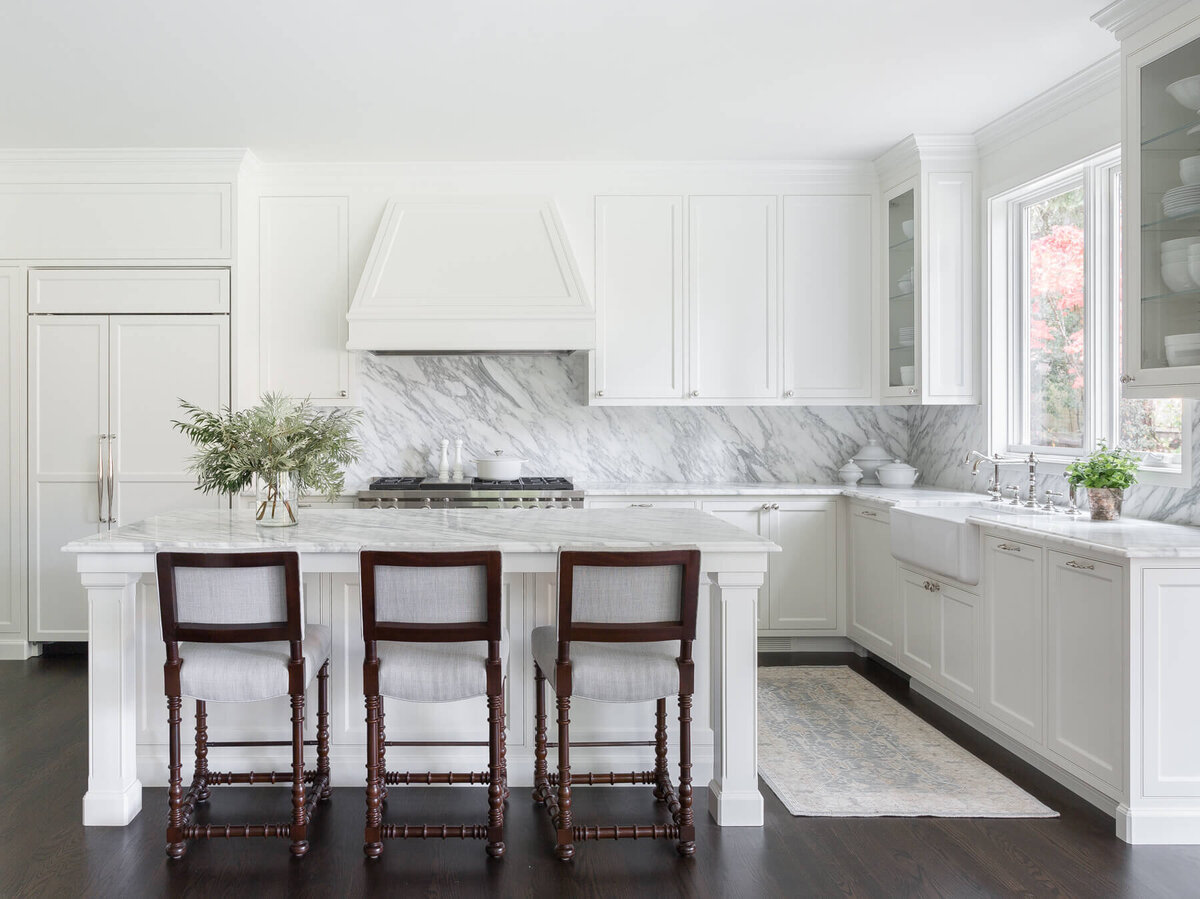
[155,550,332,859]
[531,547,701,860]
[360,549,507,859]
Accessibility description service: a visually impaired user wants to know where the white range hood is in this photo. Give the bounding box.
[346,196,594,353]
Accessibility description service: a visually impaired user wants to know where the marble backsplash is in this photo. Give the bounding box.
[909,404,1200,527]
[348,354,910,489]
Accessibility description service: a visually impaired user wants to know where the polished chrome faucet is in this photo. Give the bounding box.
[963,450,1029,502]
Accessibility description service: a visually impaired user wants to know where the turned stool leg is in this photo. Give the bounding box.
[676,691,695,858]
[653,697,670,802]
[486,689,506,858]
[554,692,574,861]
[363,693,384,859]
[166,694,187,859]
[499,677,509,802]
[194,699,211,803]
[288,692,309,857]
[378,701,388,803]
[317,662,332,801]
[532,666,549,804]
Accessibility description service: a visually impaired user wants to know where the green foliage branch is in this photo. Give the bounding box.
[1063,442,1140,490]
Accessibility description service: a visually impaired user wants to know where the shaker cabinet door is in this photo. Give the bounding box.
[592,196,685,401]
[688,196,778,400]
[982,536,1044,743]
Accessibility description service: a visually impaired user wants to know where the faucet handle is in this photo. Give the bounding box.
[1003,485,1020,504]
[1042,490,1063,512]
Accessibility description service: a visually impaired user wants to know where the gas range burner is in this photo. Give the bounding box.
[359,475,582,509]
[474,477,574,490]
[368,476,574,491]
[367,477,424,491]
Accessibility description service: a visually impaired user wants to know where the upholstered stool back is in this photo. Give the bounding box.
[361,550,501,640]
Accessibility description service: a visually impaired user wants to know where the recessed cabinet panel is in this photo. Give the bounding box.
[923,171,975,401]
[938,582,980,706]
[1047,552,1123,788]
[689,196,778,399]
[594,196,684,400]
[769,500,838,630]
[260,196,350,403]
[900,569,937,679]
[0,269,17,634]
[983,536,1044,742]
[782,195,874,400]
[29,268,230,314]
[848,505,896,659]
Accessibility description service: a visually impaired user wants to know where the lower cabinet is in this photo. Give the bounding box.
[847,503,896,660]
[1046,551,1123,788]
[983,536,1044,743]
[703,498,840,634]
[899,566,980,706]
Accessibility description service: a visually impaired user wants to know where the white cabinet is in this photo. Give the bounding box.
[258,196,351,404]
[689,196,778,400]
[0,269,19,646]
[592,196,684,401]
[703,497,839,633]
[1047,551,1123,789]
[982,536,1044,742]
[899,566,980,704]
[29,312,229,641]
[847,503,896,660]
[781,194,875,402]
[877,137,978,405]
[899,567,938,679]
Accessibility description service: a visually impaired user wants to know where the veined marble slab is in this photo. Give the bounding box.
[583,481,996,507]
[62,507,780,555]
[964,506,1200,560]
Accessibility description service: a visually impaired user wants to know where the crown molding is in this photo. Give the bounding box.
[1092,0,1192,40]
[247,158,878,179]
[973,53,1120,157]
[874,134,977,187]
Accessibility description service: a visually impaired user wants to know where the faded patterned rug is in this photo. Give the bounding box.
[757,667,1057,818]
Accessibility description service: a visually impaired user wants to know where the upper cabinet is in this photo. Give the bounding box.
[1122,12,1200,397]
[876,136,979,405]
[591,187,876,405]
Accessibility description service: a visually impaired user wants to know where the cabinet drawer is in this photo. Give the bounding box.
[29,268,230,313]
[849,502,889,525]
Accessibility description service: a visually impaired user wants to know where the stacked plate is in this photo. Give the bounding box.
[1162,236,1200,292]
[897,326,914,348]
[1163,184,1200,219]
[1166,332,1200,367]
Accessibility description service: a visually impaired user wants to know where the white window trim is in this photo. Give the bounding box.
[986,146,1192,488]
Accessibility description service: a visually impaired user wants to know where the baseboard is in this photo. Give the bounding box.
[1118,804,1200,844]
[908,678,1120,820]
[757,635,855,653]
[0,640,39,661]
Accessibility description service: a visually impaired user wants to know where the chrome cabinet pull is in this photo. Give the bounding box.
[106,434,117,525]
[690,390,700,398]
[784,390,795,398]
[922,580,941,593]
[97,435,107,524]
[998,543,1021,552]
[1065,560,1094,571]
[630,503,653,508]
[1120,374,1134,384]
[860,510,877,518]
[596,390,605,398]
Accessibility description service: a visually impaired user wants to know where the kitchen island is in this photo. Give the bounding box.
[63,507,777,828]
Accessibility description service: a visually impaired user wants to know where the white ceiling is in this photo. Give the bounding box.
[3,0,1117,162]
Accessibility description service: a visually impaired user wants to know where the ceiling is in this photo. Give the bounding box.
[2,0,1117,162]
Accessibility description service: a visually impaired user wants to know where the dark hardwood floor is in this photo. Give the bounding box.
[4,652,1200,898]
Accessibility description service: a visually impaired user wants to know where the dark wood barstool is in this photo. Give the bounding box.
[155,550,332,859]
[531,547,701,860]
[360,549,507,859]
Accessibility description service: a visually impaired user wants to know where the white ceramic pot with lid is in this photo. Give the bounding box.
[475,450,526,480]
[851,438,892,485]
[875,459,920,488]
[837,460,863,486]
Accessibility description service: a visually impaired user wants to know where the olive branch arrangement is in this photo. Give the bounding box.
[173,393,362,523]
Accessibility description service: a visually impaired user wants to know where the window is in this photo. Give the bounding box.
[989,147,1190,484]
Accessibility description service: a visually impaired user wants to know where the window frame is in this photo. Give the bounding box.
[987,146,1191,488]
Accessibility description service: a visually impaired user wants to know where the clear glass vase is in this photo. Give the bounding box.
[256,472,301,527]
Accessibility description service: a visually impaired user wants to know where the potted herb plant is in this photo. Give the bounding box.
[174,393,361,527]
[1064,442,1139,521]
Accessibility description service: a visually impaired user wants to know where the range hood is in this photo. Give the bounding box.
[346,196,595,353]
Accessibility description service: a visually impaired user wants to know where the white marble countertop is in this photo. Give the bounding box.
[580,482,980,505]
[62,507,781,555]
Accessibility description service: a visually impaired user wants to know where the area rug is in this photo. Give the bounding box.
[757,666,1057,818]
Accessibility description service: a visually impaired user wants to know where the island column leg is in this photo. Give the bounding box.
[81,571,144,826]
[707,570,765,826]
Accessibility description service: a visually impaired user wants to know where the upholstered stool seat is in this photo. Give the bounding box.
[179,625,332,703]
[377,632,509,703]
[531,626,677,702]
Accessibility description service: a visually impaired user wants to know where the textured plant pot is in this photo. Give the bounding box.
[1087,487,1124,521]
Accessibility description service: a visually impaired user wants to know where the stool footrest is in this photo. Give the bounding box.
[179,771,329,840]
[548,770,657,786]
[573,824,680,841]
[384,770,491,785]
[380,824,489,840]
[546,740,655,748]
[203,770,318,786]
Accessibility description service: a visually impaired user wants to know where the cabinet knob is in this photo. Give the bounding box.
[772,503,780,510]
[784,390,795,398]
[1120,374,1134,384]
[596,390,605,397]
[690,390,700,398]
[908,388,917,396]
[761,503,771,511]
[339,389,348,398]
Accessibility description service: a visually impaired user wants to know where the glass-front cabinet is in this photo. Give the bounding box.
[1128,19,1200,397]
[886,186,918,397]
